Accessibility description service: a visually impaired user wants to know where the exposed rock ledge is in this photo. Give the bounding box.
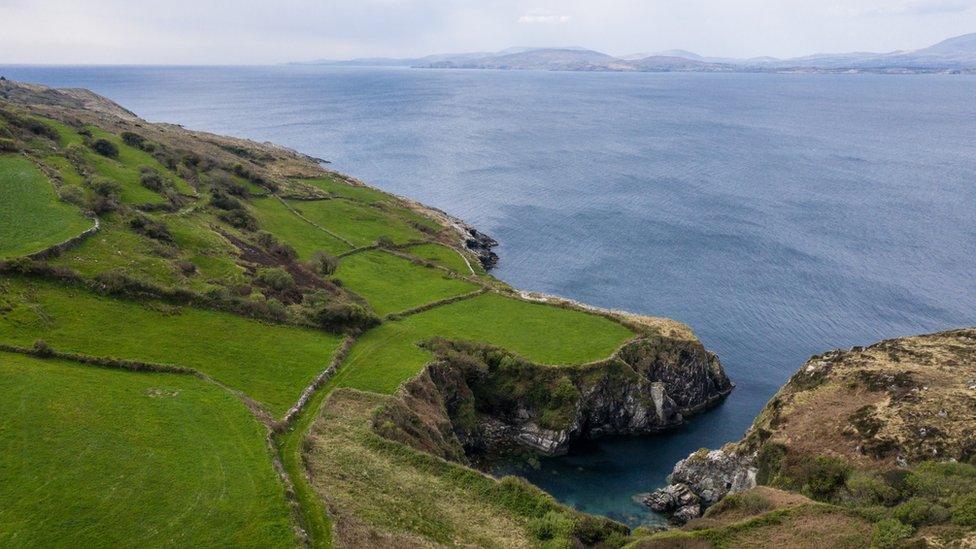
[644,327,976,524]
[372,334,733,462]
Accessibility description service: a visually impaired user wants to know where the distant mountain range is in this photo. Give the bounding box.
[299,32,976,74]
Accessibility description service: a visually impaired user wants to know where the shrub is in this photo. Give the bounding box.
[527,511,572,541]
[375,235,395,248]
[0,137,19,152]
[302,293,379,332]
[845,471,901,506]
[139,169,166,192]
[952,493,976,527]
[90,138,119,158]
[129,215,173,243]
[57,185,86,207]
[32,339,54,358]
[871,519,913,549]
[802,456,850,500]
[89,176,122,197]
[121,131,145,148]
[894,497,949,527]
[218,209,258,231]
[210,192,242,211]
[308,251,339,276]
[256,267,294,292]
[174,260,197,275]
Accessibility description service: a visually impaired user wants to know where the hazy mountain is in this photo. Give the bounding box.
[299,33,976,73]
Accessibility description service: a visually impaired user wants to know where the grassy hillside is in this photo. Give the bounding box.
[0,80,680,548]
[0,277,343,417]
[0,154,92,259]
[0,351,294,547]
[334,292,635,394]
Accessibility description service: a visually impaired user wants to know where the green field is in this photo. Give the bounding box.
[0,351,294,547]
[299,175,390,204]
[86,127,195,195]
[0,278,343,416]
[286,199,426,247]
[249,197,352,258]
[335,250,477,316]
[0,154,93,259]
[403,242,473,274]
[334,292,634,394]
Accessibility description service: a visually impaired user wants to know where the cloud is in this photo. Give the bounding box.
[832,0,975,16]
[518,12,571,24]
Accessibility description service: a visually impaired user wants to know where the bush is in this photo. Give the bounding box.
[139,169,166,192]
[871,519,913,549]
[802,456,850,500]
[308,251,339,276]
[90,138,119,158]
[210,192,242,211]
[57,185,86,207]
[527,511,572,541]
[121,131,145,148]
[89,176,122,197]
[129,215,174,243]
[302,292,379,332]
[375,235,395,248]
[952,493,976,526]
[845,471,901,506]
[218,209,258,231]
[0,137,19,152]
[32,339,54,358]
[893,497,948,527]
[256,267,294,292]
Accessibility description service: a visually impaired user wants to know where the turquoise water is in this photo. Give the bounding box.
[4,65,974,526]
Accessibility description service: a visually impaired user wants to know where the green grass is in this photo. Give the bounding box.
[0,277,343,416]
[299,175,390,204]
[0,351,294,547]
[49,220,185,286]
[0,154,93,259]
[86,127,194,195]
[286,198,426,247]
[335,250,477,316]
[249,197,352,258]
[85,149,168,205]
[403,242,473,274]
[38,118,84,147]
[333,292,634,394]
[41,155,85,187]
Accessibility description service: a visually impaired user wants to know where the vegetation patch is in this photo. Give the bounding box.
[0,154,92,259]
[335,249,477,315]
[0,351,294,547]
[334,292,634,394]
[285,198,427,247]
[304,388,627,547]
[403,242,474,274]
[249,197,352,257]
[0,277,343,416]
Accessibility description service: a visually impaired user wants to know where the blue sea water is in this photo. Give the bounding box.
[3,65,974,526]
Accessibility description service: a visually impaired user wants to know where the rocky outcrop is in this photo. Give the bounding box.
[643,448,755,523]
[462,228,499,270]
[644,328,976,523]
[374,334,733,462]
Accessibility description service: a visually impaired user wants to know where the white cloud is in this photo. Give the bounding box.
[518,12,572,24]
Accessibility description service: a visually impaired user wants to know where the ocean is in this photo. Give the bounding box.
[4,64,974,525]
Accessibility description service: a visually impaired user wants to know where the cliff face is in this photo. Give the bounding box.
[373,335,733,461]
[645,328,976,525]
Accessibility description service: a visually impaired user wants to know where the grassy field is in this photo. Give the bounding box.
[335,250,477,316]
[304,389,595,547]
[299,175,390,204]
[0,154,93,259]
[0,351,295,547]
[249,197,352,258]
[403,242,473,274]
[86,126,195,195]
[334,292,634,394]
[0,278,343,416]
[285,198,426,247]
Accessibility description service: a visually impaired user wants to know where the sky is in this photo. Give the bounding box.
[1,0,975,64]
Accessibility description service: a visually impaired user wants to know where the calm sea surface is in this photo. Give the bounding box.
[4,65,974,525]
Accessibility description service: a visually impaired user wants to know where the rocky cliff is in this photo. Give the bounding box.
[373,333,733,461]
[644,328,976,532]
